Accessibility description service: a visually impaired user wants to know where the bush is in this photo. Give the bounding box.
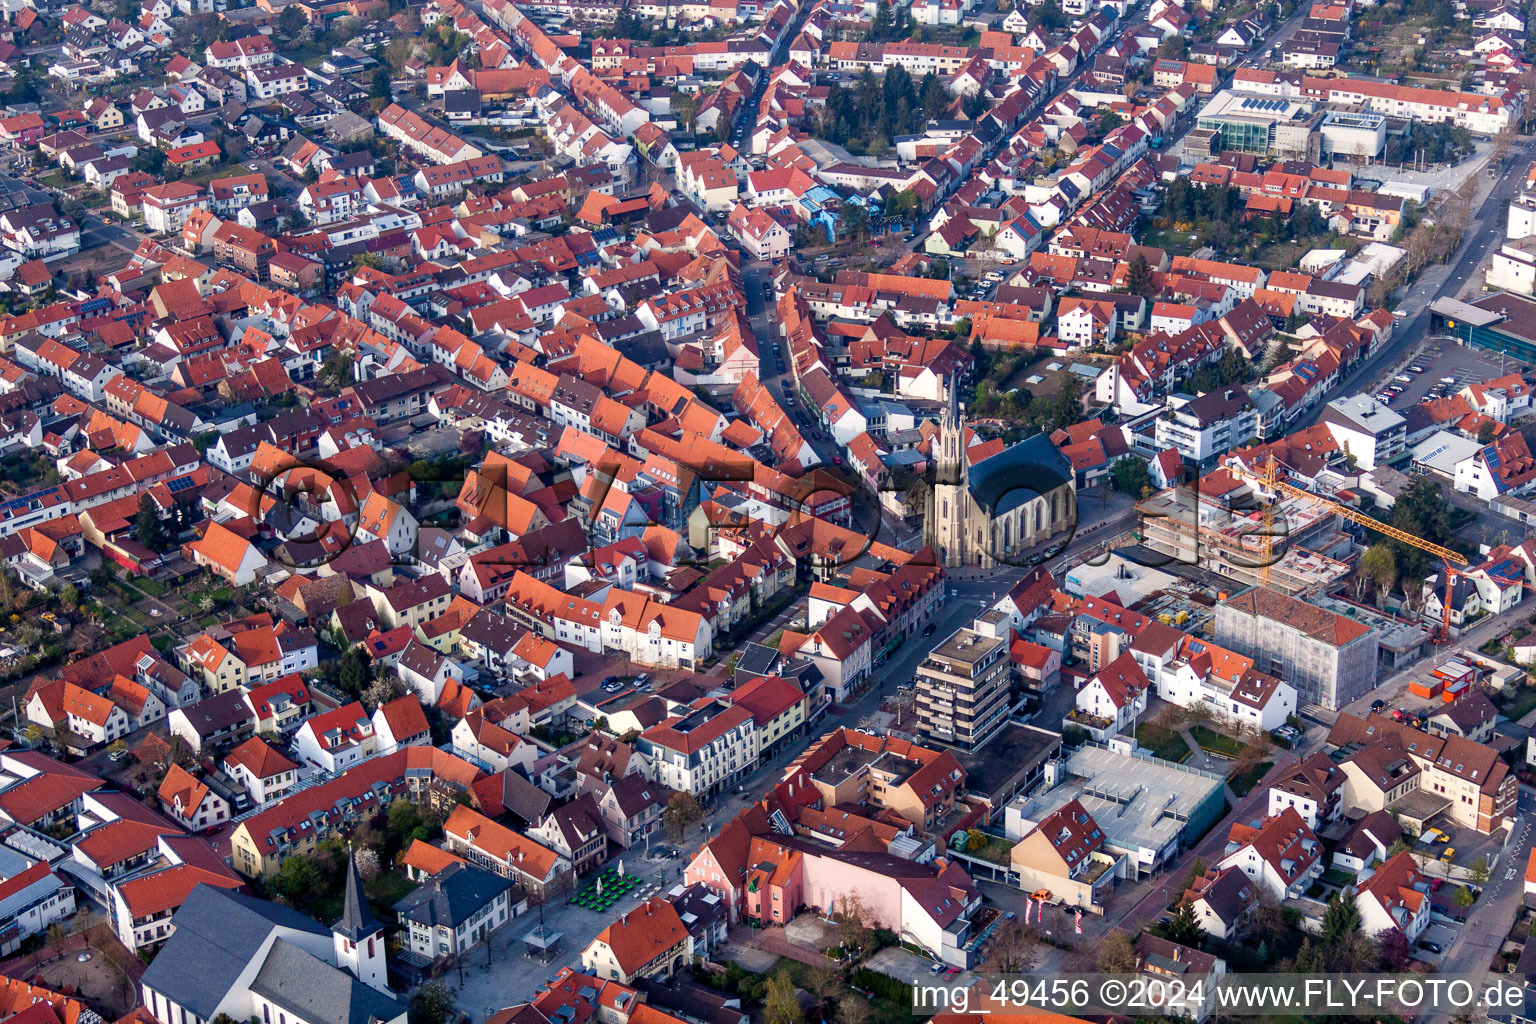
[851,967,913,1004]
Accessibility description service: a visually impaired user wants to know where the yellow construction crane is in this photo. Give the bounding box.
[1227,454,1467,637]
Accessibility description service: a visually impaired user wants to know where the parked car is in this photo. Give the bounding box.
[1430,877,1444,891]
[1440,847,1456,863]
[1392,709,1409,722]
[1421,940,1443,954]
[1370,698,1387,711]
[929,963,946,975]
[923,623,936,636]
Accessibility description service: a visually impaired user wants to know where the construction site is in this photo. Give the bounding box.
[1132,482,1354,596]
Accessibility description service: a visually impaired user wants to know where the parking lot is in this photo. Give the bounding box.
[1378,338,1528,410]
[1419,921,1460,963]
[866,947,972,988]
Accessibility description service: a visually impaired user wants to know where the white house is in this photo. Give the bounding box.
[1216,808,1322,901]
[292,702,378,772]
[1354,851,1430,943]
[1073,652,1148,734]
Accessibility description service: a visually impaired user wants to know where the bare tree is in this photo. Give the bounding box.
[833,892,875,959]
[1098,931,1138,973]
[983,919,1039,972]
[839,995,872,1024]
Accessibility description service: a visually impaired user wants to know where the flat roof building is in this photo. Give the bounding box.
[915,628,1011,751]
[1003,742,1227,877]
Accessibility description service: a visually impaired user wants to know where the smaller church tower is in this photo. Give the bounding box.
[333,847,390,993]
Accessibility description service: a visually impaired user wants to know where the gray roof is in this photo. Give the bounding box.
[250,939,406,1024]
[334,849,380,942]
[139,885,329,1019]
[393,862,510,929]
[968,433,1073,515]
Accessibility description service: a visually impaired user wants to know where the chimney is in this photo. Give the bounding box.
[1173,946,1182,962]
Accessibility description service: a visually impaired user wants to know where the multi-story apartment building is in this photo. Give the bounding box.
[1329,712,1518,834]
[638,700,758,798]
[914,628,1010,751]
[1155,387,1259,467]
[1319,395,1406,470]
[793,728,966,832]
[1213,586,1378,711]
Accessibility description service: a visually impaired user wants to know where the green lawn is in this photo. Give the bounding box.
[1497,685,1536,721]
[1140,224,1199,256]
[129,578,167,597]
[964,834,1015,865]
[1136,721,1190,762]
[1190,725,1245,758]
[1229,760,1273,797]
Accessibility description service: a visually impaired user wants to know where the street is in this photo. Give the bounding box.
[1298,133,1536,429]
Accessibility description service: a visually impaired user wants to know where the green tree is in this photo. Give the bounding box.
[1479,419,1497,444]
[1290,938,1326,972]
[885,188,921,222]
[337,647,371,694]
[272,855,319,905]
[1321,889,1361,945]
[764,972,801,1024]
[1470,856,1490,884]
[134,493,168,552]
[919,72,949,120]
[1111,458,1152,497]
[1390,475,1455,580]
[1096,109,1124,135]
[1454,885,1476,909]
[1360,544,1397,604]
[277,5,306,37]
[662,791,704,841]
[1125,252,1153,296]
[317,351,354,391]
[1164,901,1206,947]
[410,980,455,1024]
[370,67,392,101]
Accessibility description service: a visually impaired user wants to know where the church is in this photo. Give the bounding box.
[925,382,1077,569]
[139,854,407,1024]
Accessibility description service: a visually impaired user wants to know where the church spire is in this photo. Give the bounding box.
[334,847,380,943]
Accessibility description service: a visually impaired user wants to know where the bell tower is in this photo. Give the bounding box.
[926,373,970,567]
[333,847,389,993]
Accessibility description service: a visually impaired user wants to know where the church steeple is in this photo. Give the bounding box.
[926,372,970,567]
[333,847,389,993]
[335,849,379,942]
